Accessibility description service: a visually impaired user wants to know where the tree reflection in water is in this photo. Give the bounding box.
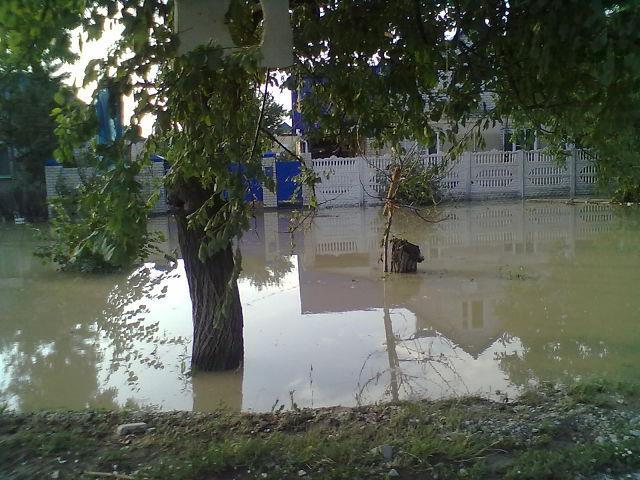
[240,254,295,289]
[355,284,469,406]
[99,262,189,385]
[0,254,187,411]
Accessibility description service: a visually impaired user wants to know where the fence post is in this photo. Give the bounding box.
[358,156,367,206]
[300,152,313,207]
[518,150,525,199]
[569,148,577,199]
[262,155,277,208]
[465,151,473,200]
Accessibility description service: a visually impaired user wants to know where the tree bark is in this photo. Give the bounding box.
[382,165,402,273]
[390,238,424,273]
[170,181,244,372]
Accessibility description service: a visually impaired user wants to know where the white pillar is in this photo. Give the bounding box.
[262,156,277,208]
[300,153,313,207]
[518,150,525,198]
[464,151,473,200]
[569,148,577,199]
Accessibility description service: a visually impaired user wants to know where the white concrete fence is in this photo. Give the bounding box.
[309,149,597,208]
[44,149,597,215]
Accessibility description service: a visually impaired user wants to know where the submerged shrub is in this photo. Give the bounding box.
[36,158,162,273]
[381,156,445,207]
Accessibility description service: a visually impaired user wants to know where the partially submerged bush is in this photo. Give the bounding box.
[381,156,445,207]
[612,181,640,203]
[396,161,444,206]
[36,158,162,273]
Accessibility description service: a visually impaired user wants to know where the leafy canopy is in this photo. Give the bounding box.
[291,0,640,199]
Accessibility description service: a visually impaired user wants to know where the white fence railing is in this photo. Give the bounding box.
[310,149,597,208]
[43,149,598,214]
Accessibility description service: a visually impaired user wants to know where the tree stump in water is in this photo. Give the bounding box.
[390,238,424,273]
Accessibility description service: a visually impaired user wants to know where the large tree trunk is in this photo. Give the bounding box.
[173,192,244,372]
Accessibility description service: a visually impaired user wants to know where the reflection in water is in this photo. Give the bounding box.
[1,201,639,412]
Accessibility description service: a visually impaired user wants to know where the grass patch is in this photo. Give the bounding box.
[3,382,640,479]
[568,379,640,407]
[505,440,640,480]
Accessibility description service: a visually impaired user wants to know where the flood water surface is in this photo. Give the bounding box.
[1,200,639,412]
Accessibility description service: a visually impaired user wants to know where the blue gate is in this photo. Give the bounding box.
[276,161,302,206]
[228,164,263,202]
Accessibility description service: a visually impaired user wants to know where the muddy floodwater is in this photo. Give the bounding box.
[1,200,639,412]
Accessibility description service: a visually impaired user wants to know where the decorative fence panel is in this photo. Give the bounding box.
[312,156,363,207]
[469,151,522,199]
[436,156,468,199]
[575,150,598,196]
[362,155,392,206]
[307,149,597,208]
[523,150,571,197]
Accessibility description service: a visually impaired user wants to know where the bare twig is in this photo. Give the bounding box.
[259,126,305,163]
[83,472,134,480]
[249,70,271,165]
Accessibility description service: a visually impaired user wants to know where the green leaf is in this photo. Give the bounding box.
[53,91,65,105]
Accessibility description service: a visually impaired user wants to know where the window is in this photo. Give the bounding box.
[424,132,440,155]
[0,148,12,178]
[503,129,536,151]
[503,129,514,151]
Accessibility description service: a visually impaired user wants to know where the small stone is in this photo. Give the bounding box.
[50,471,59,480]
[298,470,307,477]
[631,430,640,438]
[371,444,394,460]
[381,444,394,461]
[388,468,400,477]
[116,422,148,436]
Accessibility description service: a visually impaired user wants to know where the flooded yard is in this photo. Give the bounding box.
[1,200,639,412]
